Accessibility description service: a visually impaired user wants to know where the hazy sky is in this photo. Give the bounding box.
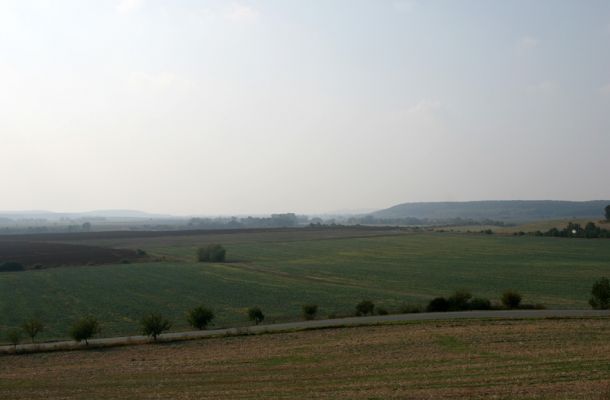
[1,0,609,215]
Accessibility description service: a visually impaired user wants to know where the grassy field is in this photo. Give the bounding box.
[1,229,610,339]
[2,318,610,399]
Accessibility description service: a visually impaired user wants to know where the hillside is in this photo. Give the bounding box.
[371,200,610,223]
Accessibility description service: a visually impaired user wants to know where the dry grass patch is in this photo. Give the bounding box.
[2,318,610,399]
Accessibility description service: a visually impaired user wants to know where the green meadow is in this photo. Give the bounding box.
[1,231,610,339]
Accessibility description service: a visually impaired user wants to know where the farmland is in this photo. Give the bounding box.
[0,240,141,268]
[1,228,610,339]
[2,317,610,399]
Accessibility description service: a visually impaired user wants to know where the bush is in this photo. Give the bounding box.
[248,307,264,325]
[377,307,389,315]
[589,277,610,310]
[501,290,522,309]
[70,316,101,345]
[426,297,450,312]
[22,318,44,342]
[469,297,492,310]
[141,313,172,341]
[355,300,375,316]
[197,244,226,262]
[0,261,25,272]
[302,304,318,320]
[187,306,215,330]
[448,290,472,311]
[6,329,21,348]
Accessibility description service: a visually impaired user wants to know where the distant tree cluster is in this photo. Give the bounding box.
[189,213,302,229]
[197,244,226,262]
[425,290,536,312]
[539,222,610,238]
[427,290,492,312]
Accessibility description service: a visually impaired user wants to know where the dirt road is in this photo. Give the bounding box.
[2,309,608,354]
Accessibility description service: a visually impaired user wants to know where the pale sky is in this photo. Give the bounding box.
[1,0,609,215]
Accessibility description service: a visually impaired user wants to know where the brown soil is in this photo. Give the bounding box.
[0,241,140,268]
[1,318,609,399]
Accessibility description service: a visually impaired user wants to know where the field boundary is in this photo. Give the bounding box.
[2,309,608,355]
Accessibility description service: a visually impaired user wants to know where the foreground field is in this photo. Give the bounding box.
[2,318,610,399]
[2,229,610,339]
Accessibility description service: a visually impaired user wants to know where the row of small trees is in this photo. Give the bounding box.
[2,305,266,347]
[6,279,609,347]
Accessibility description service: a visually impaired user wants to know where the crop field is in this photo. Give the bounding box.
[2,318,610,399]
[1,228,610,339]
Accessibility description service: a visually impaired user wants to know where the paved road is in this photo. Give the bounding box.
[2,309,609,354]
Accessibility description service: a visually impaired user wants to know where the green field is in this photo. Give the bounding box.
[1,230,610,339]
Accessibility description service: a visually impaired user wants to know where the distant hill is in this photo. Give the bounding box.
[371,200,610,223]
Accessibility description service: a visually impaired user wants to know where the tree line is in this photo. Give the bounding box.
[4,279,609,350]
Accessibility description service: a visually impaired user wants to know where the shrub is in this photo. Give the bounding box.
[302,304,318,320]
[376,307,389,316]
[0,261,25,272]
[141,313,172,341]
[197,244,226,262]
[136,249,148,257]
[469,297,492,310]
[187,306,215,330]
[355,300,375,316]
[248,307,264,325]
[70,316,101,345]
[22,318,44,342]
[589,277,610,310]
[448,290,472,311]
[426,297,450,312]
[501,290,522,309]
[6,329,21,348]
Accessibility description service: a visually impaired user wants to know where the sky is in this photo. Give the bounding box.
[1,0,609,215]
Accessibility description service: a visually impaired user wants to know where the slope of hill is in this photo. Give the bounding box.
[371,200,609,223]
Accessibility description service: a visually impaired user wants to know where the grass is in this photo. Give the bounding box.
[1,230,610,339]
[1,318,610,399]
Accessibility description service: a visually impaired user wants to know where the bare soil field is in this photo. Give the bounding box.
[2,318,610,399]
[0,241,140,268]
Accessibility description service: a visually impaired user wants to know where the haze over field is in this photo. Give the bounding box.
[1,0,609,215]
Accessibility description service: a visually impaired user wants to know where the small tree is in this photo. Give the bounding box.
[469,297,492,310]
[355,300,375,316]
[197,244,226,262]
[426,297,450,312]
[248,307,264,325]
[70,316,101,345]
[187,306,215,330]
[605,205,610,222]
[448,289,472,311]
[589,277,610,310]
[22,318,44,343]
[6,329,21,349]
[501,290,522,309]
[302,304,318,320]
[141,313,172,341]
